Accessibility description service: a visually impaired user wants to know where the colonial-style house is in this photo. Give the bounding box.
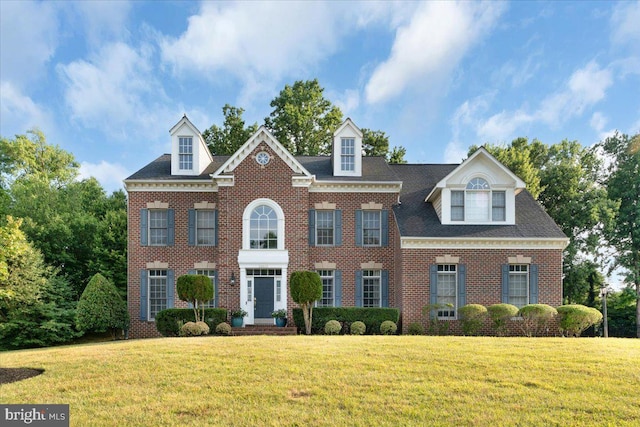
[124,115,568,338]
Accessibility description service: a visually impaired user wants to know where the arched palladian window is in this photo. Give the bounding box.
[250,205,278,249]
[451,177,505,222]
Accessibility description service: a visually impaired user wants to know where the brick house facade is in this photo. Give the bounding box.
[125,116,567,338]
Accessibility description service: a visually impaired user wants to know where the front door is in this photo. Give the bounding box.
[254,277,274,319]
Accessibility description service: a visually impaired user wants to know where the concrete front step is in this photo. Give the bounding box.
[231,325,298,336]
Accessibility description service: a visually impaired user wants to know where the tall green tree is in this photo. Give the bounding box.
[265,79,343,155]
[599,132,640,337]
[0,217,79,349]
[362,128,406,163]
[202,104,259,155]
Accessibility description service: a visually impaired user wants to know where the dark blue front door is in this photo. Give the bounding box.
[254,277,274,318]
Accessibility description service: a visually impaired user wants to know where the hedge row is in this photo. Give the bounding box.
[155,308,227,337]
[293,307,400,335]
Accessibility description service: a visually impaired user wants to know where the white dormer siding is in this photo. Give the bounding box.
[427,148,526,225]
[169,115,213,176]
[332,118,362,177]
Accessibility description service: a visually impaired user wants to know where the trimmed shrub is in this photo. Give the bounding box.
[290,271,322,335]
[176,274,213,323]
[155,308,227,337]
[408,322,424,335]
[557,304,603,337]
[215,322,232,336]
[458,304,488,336]
[180,321,209,337]
[517,304,558,337]
[293,307,399,335]
[350,321,366,335]
[324,320,342,335]
[380,320,397,335]
[76,273,129,339]
[487,303,519,336]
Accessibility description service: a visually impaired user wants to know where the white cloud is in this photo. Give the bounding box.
[0,0,59,87]
[79,161,129,193]
[0,82,53,137]
[365,1,506,104]
[332,89,361,116]
[69,1,132,47]
[160,2,343,86]
[610,1,640,50]
[590,112,607,132]
[477,61,613,141]
[58,42,173,139]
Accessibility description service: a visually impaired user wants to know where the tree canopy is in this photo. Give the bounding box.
[202,104,258,155]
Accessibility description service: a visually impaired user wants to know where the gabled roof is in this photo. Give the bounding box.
[169,114,202,135]
[390,163,566,239]
[425,147,526,202]
[211,126,313,179]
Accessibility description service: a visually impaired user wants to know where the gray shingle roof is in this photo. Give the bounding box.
[126,154,566,240]
[390,163,567,239]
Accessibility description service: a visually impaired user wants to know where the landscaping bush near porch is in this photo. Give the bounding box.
[293,307,399,334]
[155,308,227,336]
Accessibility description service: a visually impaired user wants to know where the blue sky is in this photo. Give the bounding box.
[1,1,639,193]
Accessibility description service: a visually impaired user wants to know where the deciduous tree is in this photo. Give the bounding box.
[202,104,258,155]
[599,132,640,337]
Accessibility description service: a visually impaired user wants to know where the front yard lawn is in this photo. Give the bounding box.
[2,336,639,426]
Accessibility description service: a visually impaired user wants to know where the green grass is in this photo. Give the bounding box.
[2,336,639,426]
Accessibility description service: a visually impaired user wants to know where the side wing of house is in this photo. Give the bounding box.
[391,148,568,333]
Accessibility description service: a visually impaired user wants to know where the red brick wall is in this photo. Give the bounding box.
[398,247,564,334]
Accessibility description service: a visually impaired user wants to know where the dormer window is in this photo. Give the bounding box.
[340,138,355,172]
[179,137,193,170]
[452,178,506,222]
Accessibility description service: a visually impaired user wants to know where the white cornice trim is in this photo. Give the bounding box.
[309,180,402,193]
[124,180,217,192]
[401,237,569,250]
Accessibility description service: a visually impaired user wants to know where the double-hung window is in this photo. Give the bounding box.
[340,138,355,172]
[316,211,334,246]
[148,270,167,320]
[362,211,381,246]
[451,178,506,223]
[317,270,335,307]
[362,270,381,307]
[149,210,168,246]
[196,210,216,246]
[436,265,457,318]
[508,265,529,308]
[179,137,193,170]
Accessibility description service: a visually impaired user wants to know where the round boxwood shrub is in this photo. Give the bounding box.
[325,320,342,335]
[487,303,519,336]
[380,320,397,335]
[458,304,488,336]
[557,304,603,337]
[215,322,232,336]
[408,322,424,335]
[350,321,366,335]
[517,304,558,337]
[180,322,208,337]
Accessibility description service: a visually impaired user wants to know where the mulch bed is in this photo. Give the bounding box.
[0,368,44,385]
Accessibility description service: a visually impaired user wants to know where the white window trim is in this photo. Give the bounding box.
[148,269,167,321]
[436,264,457,320]
[242,199,285,250]
[508,264,530,308]
[316,270,335,307]
[178,136,193,170]
[148,209,168,246]
[195,210,216,246]
[362,269,381,308]
[362,210,382,247]
[315,210,335,247]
